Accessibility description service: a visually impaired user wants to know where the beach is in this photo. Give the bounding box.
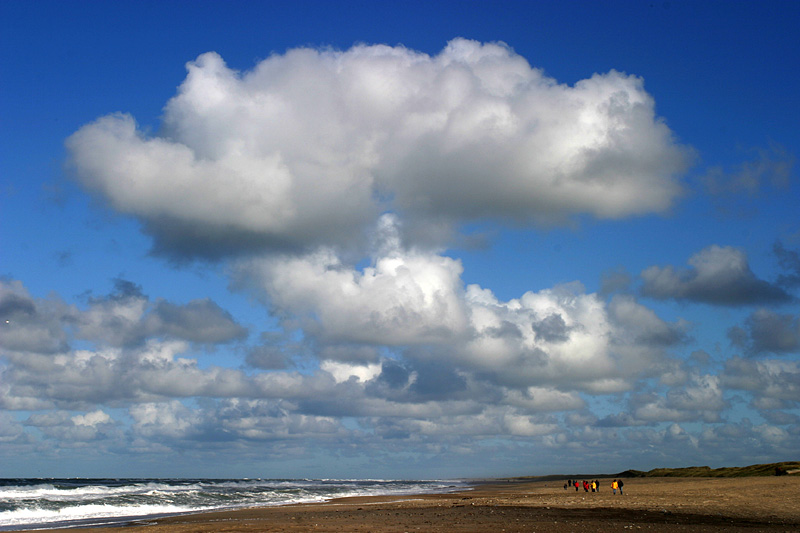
[57,476,800,532]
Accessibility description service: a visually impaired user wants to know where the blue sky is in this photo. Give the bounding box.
[1,0,799,479]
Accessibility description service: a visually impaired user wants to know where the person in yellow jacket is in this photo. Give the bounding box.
[611,479,619,494]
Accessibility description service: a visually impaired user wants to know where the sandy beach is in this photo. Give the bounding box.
[52,476,800,532]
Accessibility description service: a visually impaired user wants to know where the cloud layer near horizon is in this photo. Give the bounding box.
[1,264,797,472]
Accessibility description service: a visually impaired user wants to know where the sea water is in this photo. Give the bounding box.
[0,478,467,530]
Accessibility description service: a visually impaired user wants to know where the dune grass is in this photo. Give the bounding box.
[619,461,800,478]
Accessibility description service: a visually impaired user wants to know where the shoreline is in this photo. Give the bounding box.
[44,476,800,532]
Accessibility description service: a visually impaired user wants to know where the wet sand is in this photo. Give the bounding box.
[56,476,800,532]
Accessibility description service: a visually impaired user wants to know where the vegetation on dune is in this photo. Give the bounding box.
[618,461,800,478]
[507,461,800,482]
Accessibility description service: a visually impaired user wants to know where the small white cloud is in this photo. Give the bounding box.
[72,410,112,427]
[321,360,382,384]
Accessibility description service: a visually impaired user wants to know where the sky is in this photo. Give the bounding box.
[1,0,799,479]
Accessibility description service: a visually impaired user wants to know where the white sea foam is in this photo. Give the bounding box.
[0,503,198,530]
[0,478,466,530]
[0,480,207,498]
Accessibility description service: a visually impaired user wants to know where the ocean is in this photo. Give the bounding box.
[0,478,468,531]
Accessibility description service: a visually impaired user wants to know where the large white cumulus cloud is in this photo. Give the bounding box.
[238,217,684,393]
[239,216,470,346]
[67,39,689,257]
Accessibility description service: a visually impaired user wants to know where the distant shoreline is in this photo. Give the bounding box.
[500,459,800,481]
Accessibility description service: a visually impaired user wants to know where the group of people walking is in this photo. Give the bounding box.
[564,478,624,494]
